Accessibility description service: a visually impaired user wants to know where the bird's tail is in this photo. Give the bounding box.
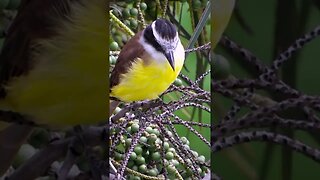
[0,124,33,175]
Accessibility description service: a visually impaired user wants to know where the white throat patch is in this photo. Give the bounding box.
[139,33,167,64]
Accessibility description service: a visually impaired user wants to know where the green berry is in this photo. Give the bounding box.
[148,168,158,176]
[168,148,176,153]
[192,150,198,157]
[131,123,139,133]
[122,8,130,18]
[113,34,122,44]
[152,128,160,136]
[145,126,153,134]
[165,152,174,160]
[110,41,119,51]
[134,146,143,155]
[135,156,145,165]
[151,152,161,161]
[167,165,176,174]
[148,134,157,144]
[197,155,205,163]
[138,164,147,173]
[125,138,132,147]
[193,0,202,9]
[130,152,137,160]
[140,3,147,11]
[180,136,189,145]
[126,126,132,134]
[129,19,138,29]
[174,78,183,86]
[130,8,138,16]
[139,136,148,144]
[114,152,123,160]
[163,142,170,150]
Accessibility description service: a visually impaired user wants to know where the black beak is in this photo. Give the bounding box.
[165,51,175,71]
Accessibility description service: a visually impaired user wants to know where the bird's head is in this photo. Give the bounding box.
[142,18,179,71]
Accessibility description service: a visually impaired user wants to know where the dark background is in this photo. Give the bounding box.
[213,0,320,179]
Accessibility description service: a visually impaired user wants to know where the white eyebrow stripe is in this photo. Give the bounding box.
[151,21,179,51]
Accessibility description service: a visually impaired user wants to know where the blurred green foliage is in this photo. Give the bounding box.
[214,0,320,179]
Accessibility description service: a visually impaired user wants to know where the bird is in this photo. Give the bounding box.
[0,0,107,175]
[109,18,185,113]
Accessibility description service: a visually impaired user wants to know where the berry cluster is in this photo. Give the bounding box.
[111,120,209,179]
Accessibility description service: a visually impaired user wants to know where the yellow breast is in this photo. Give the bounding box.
[111,55,184,102]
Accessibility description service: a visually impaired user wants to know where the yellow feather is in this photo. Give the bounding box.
[111,55,184,102]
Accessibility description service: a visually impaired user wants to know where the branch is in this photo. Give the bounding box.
[7,126,107,180]
[212,131,320,162]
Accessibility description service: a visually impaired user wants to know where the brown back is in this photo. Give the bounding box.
[110,30,145,90]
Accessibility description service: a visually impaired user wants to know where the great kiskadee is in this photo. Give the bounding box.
[110,19,185,105]
[0,0,107,175]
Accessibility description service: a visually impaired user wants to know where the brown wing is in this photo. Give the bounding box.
[0,0,76,98]
[110,30,145,90]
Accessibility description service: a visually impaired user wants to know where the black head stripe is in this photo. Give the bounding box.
[143,24,165,53]
[154,19,177,40]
